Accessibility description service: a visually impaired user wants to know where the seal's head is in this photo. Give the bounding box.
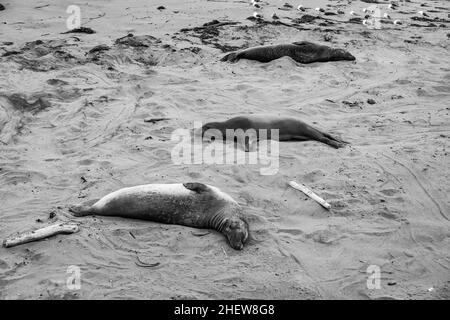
[332,48,356,61]
[223,217,249,250]
[202,122,223,136]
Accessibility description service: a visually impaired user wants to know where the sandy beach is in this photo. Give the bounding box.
[0,0,449,299]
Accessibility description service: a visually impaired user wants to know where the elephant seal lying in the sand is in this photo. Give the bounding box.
[202,115,348,150]
[221,41,355,64]
[70,182,249,250]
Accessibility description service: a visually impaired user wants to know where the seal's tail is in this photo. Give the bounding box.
[221,52,240,62]
[308,127,349,149]
[319,131,349,149]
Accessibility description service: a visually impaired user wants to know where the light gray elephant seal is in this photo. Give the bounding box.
[69,182,249,250]
[202,115,348,150]
[221,41,355,64]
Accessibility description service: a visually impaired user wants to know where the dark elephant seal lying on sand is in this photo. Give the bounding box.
[70,182,249,250]
[221,41,355,64]
[202,115,348,150]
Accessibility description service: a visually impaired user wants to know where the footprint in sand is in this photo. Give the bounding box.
[306,229,344,245]
[379,188,400,196]
[277,228,304,236]
[378,209,400,220]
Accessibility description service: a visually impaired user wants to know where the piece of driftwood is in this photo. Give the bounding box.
[288,180,331,210]
[3,223,80,248]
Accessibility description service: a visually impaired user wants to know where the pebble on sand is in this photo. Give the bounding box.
[253,12,262,19]
[388,4,397,10]
[417,10,429,17]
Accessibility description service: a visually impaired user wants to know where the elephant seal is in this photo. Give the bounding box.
[69,182,249,250]
[202,115,348,150]
[221,41,355,64]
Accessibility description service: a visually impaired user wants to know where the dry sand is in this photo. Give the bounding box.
[0,0,449,299]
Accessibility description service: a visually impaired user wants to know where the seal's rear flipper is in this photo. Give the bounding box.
[321,132,349,148]
[321,138,346,149]
[69,199,98,217]
[69,205,91,217]
[183,182,209,193]
[220,52,240,62]
[306,126,349,149]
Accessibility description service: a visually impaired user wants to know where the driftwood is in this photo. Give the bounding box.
[288,180,331,210]
[3,223,79,248]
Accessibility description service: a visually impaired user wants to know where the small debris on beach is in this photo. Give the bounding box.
[88,44,110,54]
[62,27,96,34]
[144,117,171,124]
[253,12,262,19]
[288,181,331,210]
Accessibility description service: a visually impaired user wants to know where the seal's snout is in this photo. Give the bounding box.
[333,48,355,61]
[224,218,249,250]
[201,123,211,136]
[342,49,356,61]
[201,122,223,138]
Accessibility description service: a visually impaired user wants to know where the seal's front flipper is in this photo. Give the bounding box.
[243,138,258,152]
[183,182,209,193]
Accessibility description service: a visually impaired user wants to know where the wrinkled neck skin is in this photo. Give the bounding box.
[207,204,241,233]
[206,201,249,250]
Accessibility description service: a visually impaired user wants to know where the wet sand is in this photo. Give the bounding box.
[0,0,449,299]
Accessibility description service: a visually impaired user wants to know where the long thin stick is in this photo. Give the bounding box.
[288,181,331,210]
[3,223,79,248]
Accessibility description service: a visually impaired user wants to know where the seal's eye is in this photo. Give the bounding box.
[229,221,240,229]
